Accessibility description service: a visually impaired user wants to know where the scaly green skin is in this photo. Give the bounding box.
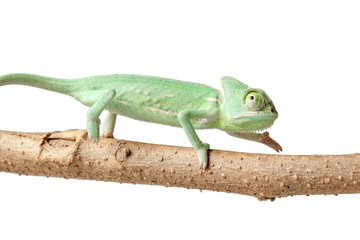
[0,73,282,168]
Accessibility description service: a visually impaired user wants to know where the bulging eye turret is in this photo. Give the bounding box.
[244,91,264,110]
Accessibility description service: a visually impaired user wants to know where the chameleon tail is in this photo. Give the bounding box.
[0,73,83,96]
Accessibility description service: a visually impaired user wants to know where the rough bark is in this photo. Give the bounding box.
[0,129,359,200]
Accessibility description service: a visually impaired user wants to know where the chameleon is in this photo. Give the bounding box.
[0,73,282,168]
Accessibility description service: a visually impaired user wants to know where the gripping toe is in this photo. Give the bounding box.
[197,143,210,169]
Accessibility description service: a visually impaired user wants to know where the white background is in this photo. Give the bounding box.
[0,1,359,239]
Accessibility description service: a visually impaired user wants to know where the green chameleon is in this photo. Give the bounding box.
[0,73,282,168]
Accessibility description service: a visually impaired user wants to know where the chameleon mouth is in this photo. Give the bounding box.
[227,123,273,134]
[233,111,278,119]
[230,123,274,134]
[231,111,277,133]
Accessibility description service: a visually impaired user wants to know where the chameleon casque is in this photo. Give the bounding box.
[0,74,282,168]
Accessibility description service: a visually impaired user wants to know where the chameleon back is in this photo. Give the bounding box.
[79,74,220,128]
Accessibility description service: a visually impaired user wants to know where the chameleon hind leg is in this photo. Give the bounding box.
[178,109,214,169]
[102,111,117,138]
[86,89,116,143]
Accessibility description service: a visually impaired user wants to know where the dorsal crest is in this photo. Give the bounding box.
[220,76,250,117]
[221,76,249,92]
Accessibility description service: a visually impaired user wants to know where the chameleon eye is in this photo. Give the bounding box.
[245,91,264,110]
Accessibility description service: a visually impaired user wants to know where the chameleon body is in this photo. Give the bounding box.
[0,73,282,168]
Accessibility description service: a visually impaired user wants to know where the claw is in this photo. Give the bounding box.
[87,133,99,144]
[199,160,207,169]
[93,137,99,144]
[197,143,210,169]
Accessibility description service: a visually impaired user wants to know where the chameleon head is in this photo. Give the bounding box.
[220,76,278,132]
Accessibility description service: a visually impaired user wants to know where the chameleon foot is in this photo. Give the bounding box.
[197,143,210,169]
[87,118,101,143]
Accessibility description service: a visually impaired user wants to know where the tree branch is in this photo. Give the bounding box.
[0,129,359,200]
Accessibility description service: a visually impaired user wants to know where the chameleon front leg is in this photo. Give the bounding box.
[178,109,214,169]
[227,131,282,152]
[102,111,117,138]
[86,90,116,143]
